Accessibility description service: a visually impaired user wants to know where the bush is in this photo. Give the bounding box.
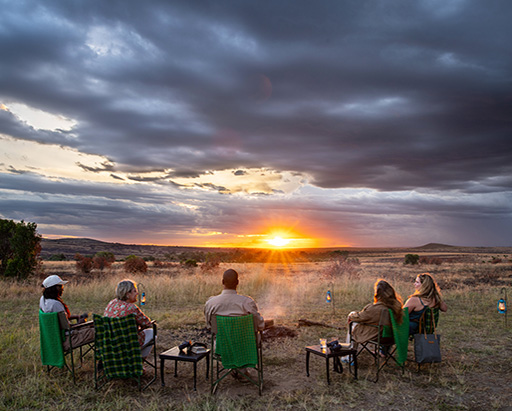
[419,256,443,265]
[181,259,198,268]
[404,254,420,265]
[49,253,67,261]
[0,219,41,279]
[93,251,115,271]
[201,253,221,272]
[124,255,147,273]
[75,253,93,274]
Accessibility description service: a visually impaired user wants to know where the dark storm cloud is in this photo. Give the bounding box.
[1,0,512,245]
[1,0,511,191]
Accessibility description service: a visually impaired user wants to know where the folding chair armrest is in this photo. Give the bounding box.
[71,320,94,331]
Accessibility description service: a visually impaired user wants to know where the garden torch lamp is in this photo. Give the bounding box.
[326,282,335,316]
[497,287,507,326]
[138,283,146,306]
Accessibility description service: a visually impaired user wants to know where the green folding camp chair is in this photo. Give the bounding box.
[93,314,157,391]
[351,308,409,382]
[39,310,94,384]
[210,314,263,395]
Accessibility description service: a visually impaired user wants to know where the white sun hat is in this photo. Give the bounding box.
[42,275,68,288]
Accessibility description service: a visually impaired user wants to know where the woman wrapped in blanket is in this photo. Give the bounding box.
[39,275,94,349]
[404,273,447,336]
[104,279,154,358]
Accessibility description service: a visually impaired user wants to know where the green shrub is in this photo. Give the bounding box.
[404,254,420,265]
[182,259,198,267]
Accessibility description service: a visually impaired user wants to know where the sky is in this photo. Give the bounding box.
[1,0,512,248]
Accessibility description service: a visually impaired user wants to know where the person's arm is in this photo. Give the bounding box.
[348,303,375,324]
[132,304,152,330]
[439,299,448,312]
[246,298,265,330]
[204,300,212,330]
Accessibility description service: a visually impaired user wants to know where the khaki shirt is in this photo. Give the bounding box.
[204,289,265,330]
[349,301,390,344]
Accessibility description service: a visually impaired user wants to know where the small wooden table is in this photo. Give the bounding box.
[305,344,357,384]
[160,346,210,391]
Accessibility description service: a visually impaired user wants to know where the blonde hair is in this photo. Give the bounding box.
[116,279,136,301]
[412,273,444,308]
[374,279,403,323]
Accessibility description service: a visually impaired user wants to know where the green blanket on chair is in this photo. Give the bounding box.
[93,314,143,379]
[389,308,410,366]
[39,310,65,368]
[215,315,258,369]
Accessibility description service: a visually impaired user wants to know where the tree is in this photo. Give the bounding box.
[0,219,42,279]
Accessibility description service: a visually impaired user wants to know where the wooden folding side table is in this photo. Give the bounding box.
[305,344,357,384]
[160,346,210,391]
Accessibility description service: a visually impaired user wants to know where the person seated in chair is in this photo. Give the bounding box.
[204,268,264,380]
[343,279,403,359]
[39,275,94,349]
[104,279,154,358]
[204,268,265,331]
[404,273,447,336]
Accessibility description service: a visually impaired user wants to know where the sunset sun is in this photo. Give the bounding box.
[266,236,290,247]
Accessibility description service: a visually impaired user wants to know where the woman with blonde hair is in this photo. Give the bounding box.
[404,273,447,335]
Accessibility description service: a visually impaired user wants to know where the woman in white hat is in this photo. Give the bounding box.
[40,275,94,348]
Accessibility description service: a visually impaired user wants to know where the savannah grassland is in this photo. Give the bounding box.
[1,249,511,410]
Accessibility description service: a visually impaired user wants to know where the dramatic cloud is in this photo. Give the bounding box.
[1,0,511,246]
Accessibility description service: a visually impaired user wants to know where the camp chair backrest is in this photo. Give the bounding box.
[388,308,410,366]
[210,314,260,335]
[39,310,65,368]
[214,314,258,369]
[93,314,143,380]
[210,314,263,395]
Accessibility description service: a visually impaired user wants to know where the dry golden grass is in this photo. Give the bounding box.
[1,257,511,410]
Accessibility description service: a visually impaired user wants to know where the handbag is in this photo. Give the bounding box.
[413,308,442,363]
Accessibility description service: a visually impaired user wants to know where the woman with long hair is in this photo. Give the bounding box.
[345,279,403,352]
[404,273,447,335]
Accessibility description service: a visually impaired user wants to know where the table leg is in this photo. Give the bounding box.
[326,357,330,385]
[206,352,210,380]
[306,351,310,377]
[174,360,178,377]
[193,361,197,391]
[353,352,358,380]
[160,358,165,386]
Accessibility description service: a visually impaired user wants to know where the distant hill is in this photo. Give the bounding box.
[40,238,225,260]
[41,238,512,262]
[414,243,456,249]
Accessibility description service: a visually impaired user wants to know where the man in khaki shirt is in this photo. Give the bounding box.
[204,268,264,330]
